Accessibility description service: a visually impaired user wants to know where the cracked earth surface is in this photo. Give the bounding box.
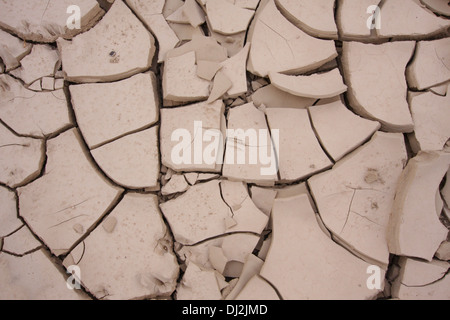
[0,0,449,300]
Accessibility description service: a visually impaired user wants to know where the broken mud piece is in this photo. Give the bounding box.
[70,72,159,150]
[0,29,32,72]
[206,0,255,35]
[246,0,337,77]
[275,0,338,39]
[391,257,450,300]
[161,174,189,196]
[0,0,104,43]
[18,129,123,255]
[388,151,450,261]
[309,100,381,162]
[219,43,251,98]
[91,127,160,190]
[251,84,317,109]
[309,132,407,268]
[269,68,347,99]
[225,254,264,300]
[176,262,222,300]
[197,60,222,81]
[0,123,44,188]
[57,0,155,83]
[260,194,381,299]
[207,71,232,104]
[2,225,41,256]
[63,194,179,300]
[342,41,416,133]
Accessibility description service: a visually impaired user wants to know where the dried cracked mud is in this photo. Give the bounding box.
[0,0,449,300]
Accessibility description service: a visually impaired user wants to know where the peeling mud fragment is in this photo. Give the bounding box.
[207,71,232,104]
[435,241,450,261]
[234,275,280,300]
[71,73,159,149]
[309,100,381,162]
[275,0,338,39]
[58,0,155,83]
[430,83,449,96]
[309,132,407,267]
[0,0,104,43]
[225,254,264,300]
[161,174,189,195]
[18,129,123,255]
[250,186,277,216]
[408,91,450,152]
[0,29,32,72]
[10,44,59,86]
[0,187,21,237]
[378,0,450,39]
[219,43,251,98]
[168,22,205,41]
[392,257,450,300]
[206,0,255,36]
[165,35,228,63]
[407,38,450,91]
[223,103,278,185]
[442,170,450,207]
[388,151,450,261]
[265,108,332,182]
[246,0,337,77]
[163,51,210,103]
[0,74,71,137]
[197,60,222,81]
[269,69,347,99]
[251,84,317,109]
[160,100,225,173]
[2,225,41,256]
[91,127,160,190]
[0,123,44,188]
[208,29,246,58]
[261,194,383,299]
[421,0,450,16]
[184,172,198,185]
[342,41,416,133]
[160,180,232,245]
[336,0,381,40]
[0,249,88,299]
[176,262,222,300]
[63,193,179,300]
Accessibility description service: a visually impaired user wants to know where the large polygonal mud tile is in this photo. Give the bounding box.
[57,0,155,83]
[0,0,104,43]
[308,132,407,267]
[0,29,32,71]
[388,151,450,261]
[223,103,278,185]
[342,41,416,133]
[246,0,337,77]
[160,100,225,173]
[309,100,381,162]
[275,0,337,39]
[18,129,123,256]
[0,123,44,188]
[260,194,382,300]
[91,127,160,190]
[70,73,159,149]
[63,193,179,300]
[265,108,332,182]
[392,257,450,300]
[0,249,88,299]
[337,0,381,40]
[0,74,72,137]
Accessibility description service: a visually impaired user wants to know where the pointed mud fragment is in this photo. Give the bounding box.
[18,129,123,255]
[58,0,155,83]
[309,132,407,267]
[225,254,264,300]
[388,151,450,261]
[0,29,32,72]
[176,262,222,300]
